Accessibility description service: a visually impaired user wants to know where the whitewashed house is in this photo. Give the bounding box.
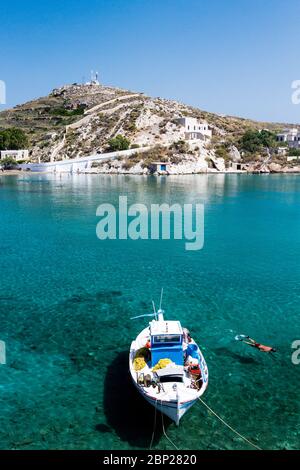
[0,150,29,161]
[277,128,300,149]
[175,117,212,141]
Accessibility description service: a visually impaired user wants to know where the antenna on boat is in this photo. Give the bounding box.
[130,290,164,321]
[130,313,156,320]
[159,288,164,311]
[152,300,158,321]
[157,288,165,321]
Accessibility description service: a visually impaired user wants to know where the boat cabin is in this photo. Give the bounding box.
[150,320,183,367]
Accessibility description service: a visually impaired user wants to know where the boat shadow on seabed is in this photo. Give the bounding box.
[102,351,171,448]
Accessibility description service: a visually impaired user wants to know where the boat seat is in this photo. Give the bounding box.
[154,365,184,379]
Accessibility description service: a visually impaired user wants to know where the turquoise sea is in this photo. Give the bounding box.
[0,173,300,450]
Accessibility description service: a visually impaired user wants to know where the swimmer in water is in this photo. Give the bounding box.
[242,336,277,353]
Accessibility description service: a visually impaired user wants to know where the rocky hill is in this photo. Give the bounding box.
[0,83,292,163]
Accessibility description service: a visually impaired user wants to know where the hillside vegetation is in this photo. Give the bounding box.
[0,83,297,164]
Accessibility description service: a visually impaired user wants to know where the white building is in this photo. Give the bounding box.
[276,146,288,156]
[0,149,29,161]
[175,117,212,141]
[287,156,300,162]
[151,161,170,173]
[277,128,300,149]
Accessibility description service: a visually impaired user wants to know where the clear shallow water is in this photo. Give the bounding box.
[0,173,299,450]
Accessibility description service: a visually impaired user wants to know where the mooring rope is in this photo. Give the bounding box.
[160,401,179,450]
[149,404,157,450]
[198,397,262,450]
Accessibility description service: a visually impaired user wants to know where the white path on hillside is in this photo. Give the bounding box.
[46,94,144,162]
[84,93,142,115]
[50,134,66,162]
[19,147,151,173]
[66,93,142,133]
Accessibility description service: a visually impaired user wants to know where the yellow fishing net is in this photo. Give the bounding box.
[152,358,172,371]
[133,357,147,371]
[133,347,150,371]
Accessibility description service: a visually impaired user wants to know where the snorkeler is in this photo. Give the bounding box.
[235,335,276,353]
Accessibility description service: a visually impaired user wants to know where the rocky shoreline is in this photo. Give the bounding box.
[82,168,300,175]
[81,154,300,176]
[1,167,300,177]
[0,170,30,176]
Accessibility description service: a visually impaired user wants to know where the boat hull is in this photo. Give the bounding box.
[129,324,209,425]
[131,375,199,425]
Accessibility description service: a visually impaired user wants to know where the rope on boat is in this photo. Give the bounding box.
[198,397,262,451]
[149,400,179,451]
[160,406,179,451]
[150,403,179,451]
[149,404,157,450]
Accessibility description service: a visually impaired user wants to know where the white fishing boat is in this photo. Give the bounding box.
[129,292,208,425]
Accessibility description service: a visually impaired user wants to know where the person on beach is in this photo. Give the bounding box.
[241,336,276,353]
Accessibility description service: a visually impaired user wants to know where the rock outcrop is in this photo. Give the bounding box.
[229,145,242,162]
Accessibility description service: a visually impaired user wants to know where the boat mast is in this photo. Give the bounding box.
[152,300,158,321]
[157,288,164,321]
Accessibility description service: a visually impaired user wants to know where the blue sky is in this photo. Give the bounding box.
[0,0,300,123]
